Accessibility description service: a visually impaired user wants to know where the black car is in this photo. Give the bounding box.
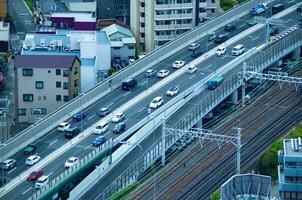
[73,112,86,122]
[113,122,126,134]
[98,107,111,117]
[191,50,203,58]
[270,26,280,36]
[297,5,302,12]
[64,127,80,139]
[214,35,228,44]
[224,24,236,31]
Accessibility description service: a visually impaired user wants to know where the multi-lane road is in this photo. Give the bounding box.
[1,1,301,199]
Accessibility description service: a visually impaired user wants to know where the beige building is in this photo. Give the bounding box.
[131,0,221,52]
[14,55,81,123]
[0,0,6,19]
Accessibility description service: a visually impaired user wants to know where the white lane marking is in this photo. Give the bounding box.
[238,24,245,29]
[88,114,95,120]
[205,64,212,69]
[252,36,260,41]
[140,81,147,86]
[200,72,204,75]
[220,56,227,60]
[84,144,92,150]
[106,102,113,107]
[138,107,146,113]
[123,92,131,97]
[22,187,32,195]
[124,119,128,123]
[189,75,196,79]
[48,172,53,177]
[49,139,58,146]
[208,42,213,45]
[285,19,293,23]
[7,167,17,174]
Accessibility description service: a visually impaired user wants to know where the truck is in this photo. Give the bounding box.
[206,75,224,90]
[250,3,267,15]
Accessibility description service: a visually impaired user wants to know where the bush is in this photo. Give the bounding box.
[210,189,220,200]
[220,0,238,11]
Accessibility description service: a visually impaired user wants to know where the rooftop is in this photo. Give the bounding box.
[284,138,302,157]
[102,24,134,38]
[51,12,96,22]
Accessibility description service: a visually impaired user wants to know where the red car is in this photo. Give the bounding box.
[27,170,43,181]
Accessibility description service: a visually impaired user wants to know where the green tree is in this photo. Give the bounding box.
[210,189,220,200]
[220,0,239,11]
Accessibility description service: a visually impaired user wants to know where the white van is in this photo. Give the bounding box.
[232,44,245,56]
[35,175,49,189]
[93,122,108,135]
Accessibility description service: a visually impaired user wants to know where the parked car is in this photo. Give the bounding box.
[24,144,36,155]
[113,122,126,134]
[214,35,228,44]
[216,46,227,56]
[25,155,41,166]
[58,122,71,132]
[27,170,43,181]
[145,69,157,77]
[166,86,179,97]
[64,157,79,168]
[224,24,236,31]
[157,70,170,78]
[93,122,108,135]
[149,96,164,109]
[189,43,200,51]
[2,159,16,170]
[172,60,186,69]
[98,107,111,117]
[64,127,80,139]
[112,112,125,123]
[120,60,129,68]
[191,50,203,58]
[35,175,49,189]
[72,112,86,122]
[187,65,197,74]
[92,135,107,147]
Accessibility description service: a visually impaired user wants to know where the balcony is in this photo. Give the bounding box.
[140,7,145,13]
[140,37,145,43]
[279,166,302,192]
[154,23,193,31]
[140,27,145,33]
[155,3,193,9]
[140,17,145,23]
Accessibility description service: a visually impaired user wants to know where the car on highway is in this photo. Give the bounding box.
[2,159,16,170]
[24,144,36,155]
[207,32,216,41]
[27,170,43,181]
[166,86,179,97]
[224,24,236,31]
[269,26,280,36]
[250,3,267,15]
[149,96,164,109]
[113,122,126,134]
[145,69,157,77]
[25,155,41,166]
[64,157,79,168]
[64,127,80,139]
[58,122,71,132]
[191,50,203,58]
[172,60,186,69]
[35,175,49,189]
[214,35,228,44]
[72,112,86,122]
[232,44,245,56]
[248,18,257,26]
[92,135,107,147]
[187,65,197,74]
[216,46,227,56]
[157,70,170,78]
[112,112,125,123]
[93,122,108,135]
[189,43,200,51]
[98,107,111,117]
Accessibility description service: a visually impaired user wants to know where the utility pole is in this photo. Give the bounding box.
[236,126,242,174]
[161,118,166,167]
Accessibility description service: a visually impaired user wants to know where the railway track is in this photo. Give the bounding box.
[126,82,302,200]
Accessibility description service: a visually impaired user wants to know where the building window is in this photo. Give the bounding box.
[63,95,69,102]
[128,45,135,49]
[63,82,68,89]
[56,69,61,75]
[35,81,44,89]
[31,108,47,115]
[22,68,33,76]
[56,95,62,101]
[211,0,215,3]
[23,94,34,102]
[74,79,79,87]
[56,81,61,88]
[63,69,68,77]
[17,108,26,116]
[43,96,47,100]
[113,47,121,50]
[74,66,78,75]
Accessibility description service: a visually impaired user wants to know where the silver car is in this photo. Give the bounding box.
[2,159,16,170]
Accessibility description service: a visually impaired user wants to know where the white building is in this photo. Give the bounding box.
[0,21,9,52]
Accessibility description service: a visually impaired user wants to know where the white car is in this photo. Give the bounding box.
[111,112,125,123]
[187,65,197,74]
[93,122,108,134]
[172,60,186,69]
[216,46,226,56]
[149,96,164,109]
[166,86,179,97]
[25,155,41,166]
[189,43,200,51]
[157,70,170,78]
[58,122,70,132]
[35,175,49,189]
[64,157,79,168]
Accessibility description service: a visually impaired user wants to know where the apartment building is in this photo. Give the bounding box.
[131,0,220,52]
[0,21,9,52]
[278,138,302,200]
[14,55,81,123]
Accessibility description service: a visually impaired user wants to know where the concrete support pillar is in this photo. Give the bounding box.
[195,119,202,128]
[231,90,238,104]
[292,47,301,60]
